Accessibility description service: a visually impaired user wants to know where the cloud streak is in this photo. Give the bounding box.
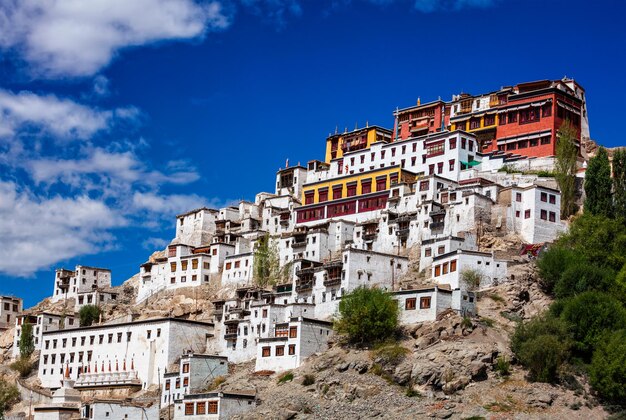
[0,0,230,78]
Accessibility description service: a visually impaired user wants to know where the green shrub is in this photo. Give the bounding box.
[488,293,505,303]
[0,379,19,417]
[405,387,421,397]
[79,305,101,327]
[495,356,510,377]
[19,321,35,359]
[554,262,615,299]
[302,374,315,386]
[277,371,294,384]
[589,330,626,403]
[461,269,482,291]
[10,357,34,378]
[480,317,495,327]
[373,341,409,366]
[334,286,399,345]
[537,246,580,294]
[461,316,473,329]
[559,291,626,359]
[511,314,570,382]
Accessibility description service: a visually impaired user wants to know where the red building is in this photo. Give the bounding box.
[393,99,450,141]
[449,79,588,158]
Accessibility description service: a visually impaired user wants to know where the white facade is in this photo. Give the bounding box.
[82,400,159,420]
[51,265,111,303]
[162,354,229,407]
[13,313,78,358]
[37,318,213,389]
[255,317,333,372]
[431,249,508,290]
[0,296,22,330]
[174,391,256,420]
[501,184,565,243]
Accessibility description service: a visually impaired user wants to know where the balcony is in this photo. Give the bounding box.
[224,332,237,340]
[363,232,377,242]
[291,240,307,248]
[430,221,444,230]
[396,228,410,238]
[295,281,313,293]
[323,276,342,288]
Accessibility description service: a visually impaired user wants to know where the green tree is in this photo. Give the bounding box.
[334,286,399,345]
[511,314,570,383]
[554,120,579,218]
[613,148,626,218]
[589,329,626,403]
[79,305,101,327]
[585,147,613,217]
[0,379,19,418]
[559,291,626,359]
[253,234,290,287]
[554,262,615,299]
[557,213,626,272]
[536,246,580,294]
[18,321,34,359]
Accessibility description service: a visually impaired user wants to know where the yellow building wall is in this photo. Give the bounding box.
[302,166,402,205]
[324,128,381,163]
[452,114,501,132]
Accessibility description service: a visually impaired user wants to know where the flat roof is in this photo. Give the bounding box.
[42,317,213,335]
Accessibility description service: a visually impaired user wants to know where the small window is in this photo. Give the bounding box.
[208,401,218,414]
[262,347,270,357]
[185,403,195,415]
[288,344,296,355]
[405,298,416,310]
[276,346,285,356]
[524,209,531,219]
[420,297,431,309]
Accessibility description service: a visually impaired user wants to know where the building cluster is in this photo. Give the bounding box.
[10,78,584,419]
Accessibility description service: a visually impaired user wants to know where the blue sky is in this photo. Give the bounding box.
[1,0,624,308]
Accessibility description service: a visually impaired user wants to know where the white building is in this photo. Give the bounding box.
[174,391,256,420]
[431,249,508,290]
[394,285,476,324]
[37,317,213,389]
[0,296,22,330]
[51,265,112,304]
[498,184,565,243]
[162,353,229,407]
[255,316,333,372]
[13,312,78,358]
[81,399,159,420]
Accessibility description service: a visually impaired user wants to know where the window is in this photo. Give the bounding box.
[192,259,198,269]
[108,334,113,344]
[288,344,296,355]
[484,114,495,126]
[208,401,218,414]
[376,178,387,191]
[549,194,556,204]
[524,209,531,219]
[181,260,188,270]
[332,186,342,200]
[419,180,429,191]
[540,209,547,220]
[434,265,441,277]
[276,346,285,356]
[515,210,520,218]
[461,138,466,149]
[499,114,506,125]
[361,180,372,194]
[347,183,357,197]
[165,380,171,390]
[98,335,103,344]
[262,309,268,318]
[449,159,455,171]
[196,402,206,415]
[540,192,547,202]
[437,246,445,254]
[117,333,122,343]
[185,403,194,415]
[262,347,270,357]
[170,262,177,272]
[470,118,480,129]
[515,193,522,202]
[450,138,457,149]
[183,377,189,387]
[289,326,298,338]
[420,297,431,309]
[157,328,161,337]
[541,136,551,145]
[450,260,457,272]
[183,363,189,373]
[508,112,517,123]
[147,330,152,339]
[405,298,416,310]
[424,248,431,257]
[549,211,556,222]
[304,191,314,205]
[442,262,449,274]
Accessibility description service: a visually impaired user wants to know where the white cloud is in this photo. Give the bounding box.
[0,181,126,276]
[28,148,200,194]
[0,0,230,78]
[142,237,170,250]
[0,88,120,139]
[131,192,211,215]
